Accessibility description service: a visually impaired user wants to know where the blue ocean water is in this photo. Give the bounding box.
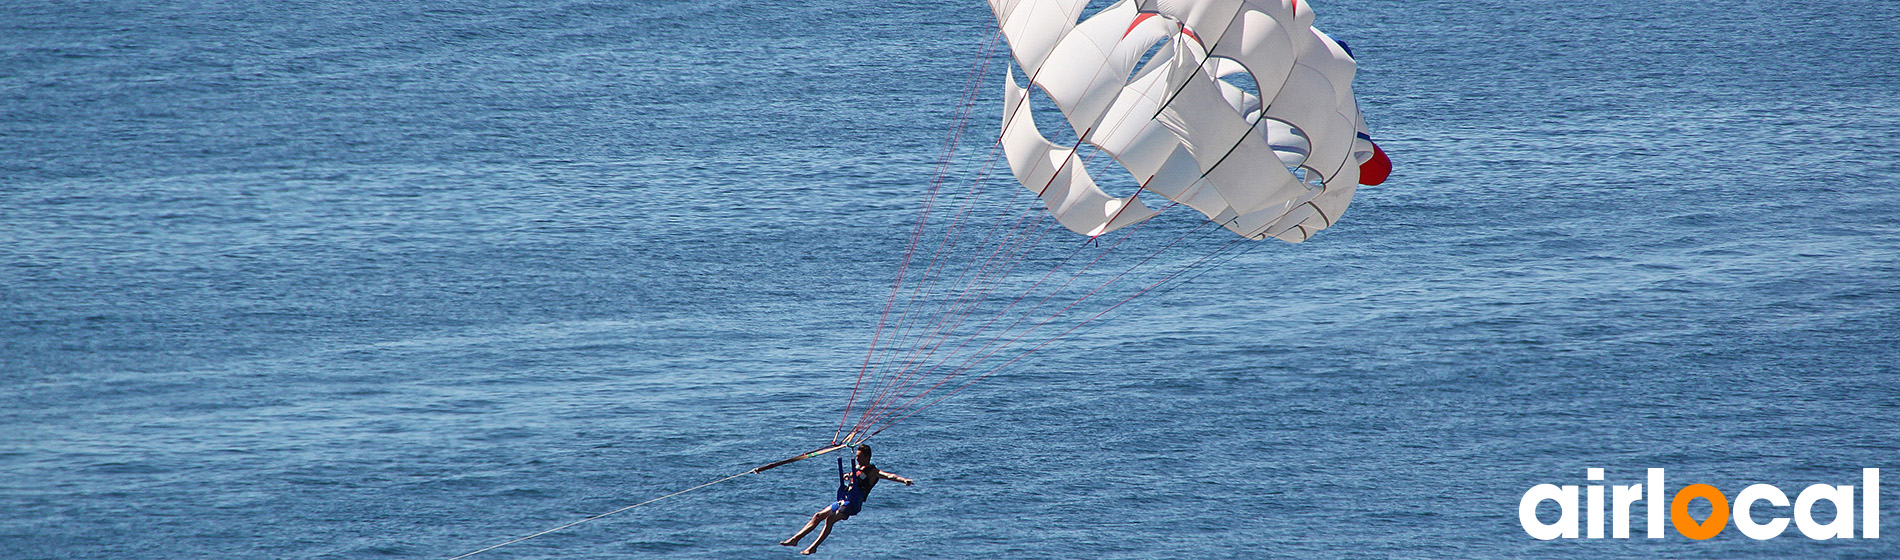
[3,0,1896,558]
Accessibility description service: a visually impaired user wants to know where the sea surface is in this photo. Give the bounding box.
[3,1,1897,558]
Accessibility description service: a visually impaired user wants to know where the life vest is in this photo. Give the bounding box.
[834,458,878,504]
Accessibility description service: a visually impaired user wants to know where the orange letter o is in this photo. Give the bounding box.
[1671,484,1730,540]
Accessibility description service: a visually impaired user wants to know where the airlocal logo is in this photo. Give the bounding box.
[1520,468,1879,540]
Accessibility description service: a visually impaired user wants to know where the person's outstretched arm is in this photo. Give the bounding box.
[878,471,914,486]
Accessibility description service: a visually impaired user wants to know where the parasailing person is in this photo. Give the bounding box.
[779,444,913,555]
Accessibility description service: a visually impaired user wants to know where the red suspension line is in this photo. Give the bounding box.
[849,171,1053,433]
[856,211,1223,436]
[877,205,1051,401]
[837,30,1002,442]
[853,136,1068,420]
[848,216,1084,437]
[850,203,1055,434]
[846,32,1010,442]
[850,209,1174,436]
[860,228,1246,441]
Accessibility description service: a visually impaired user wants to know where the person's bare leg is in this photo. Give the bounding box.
[799,514,839,555]
[782,510,826,546]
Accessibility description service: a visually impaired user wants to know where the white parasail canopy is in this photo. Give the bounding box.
[988,0,1390,241]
